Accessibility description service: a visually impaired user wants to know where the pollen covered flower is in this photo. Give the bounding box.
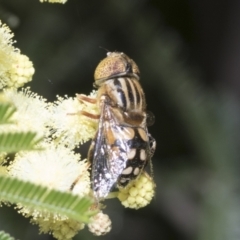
[32,214,84,240]
[88,211,112,236]
[8,143,90,195]
[7,53,35,88]
[16,207,85,240]
[8,142,90,240]
[2,88,50,138]
[0,21,34,89]
[118,173,155,209]
[0,21,16,86]
[49,91,98,148]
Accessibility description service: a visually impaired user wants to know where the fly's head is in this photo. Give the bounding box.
[94,52,140,87]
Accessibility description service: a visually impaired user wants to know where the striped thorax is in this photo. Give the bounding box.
[98,77,145,113]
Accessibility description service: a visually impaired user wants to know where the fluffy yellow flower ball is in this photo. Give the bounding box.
[118,173,155,209]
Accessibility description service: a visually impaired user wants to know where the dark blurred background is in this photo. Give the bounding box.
[1,1,240,240]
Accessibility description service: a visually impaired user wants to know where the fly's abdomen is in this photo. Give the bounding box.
[116,127,150,187]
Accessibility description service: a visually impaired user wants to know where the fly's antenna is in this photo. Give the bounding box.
[99,46,110,53]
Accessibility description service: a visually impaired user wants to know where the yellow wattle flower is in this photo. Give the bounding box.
[118,173,155,209]
[0,21,34,89]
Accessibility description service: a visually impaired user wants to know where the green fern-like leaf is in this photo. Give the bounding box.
[0,132,42,153]
[0,231,15,240]
[0,103,16,125]
[0,175,95,223]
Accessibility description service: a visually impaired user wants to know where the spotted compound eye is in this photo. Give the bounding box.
[94,52,140,86]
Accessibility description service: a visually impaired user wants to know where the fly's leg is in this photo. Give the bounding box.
[72,110,100,120]
[69,162,91,191]
[67,94,100,119]
[77,94,97,104]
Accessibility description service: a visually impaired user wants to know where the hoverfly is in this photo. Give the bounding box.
[78,52,156,199]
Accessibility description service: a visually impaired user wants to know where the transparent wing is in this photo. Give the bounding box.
[90,99,130,199]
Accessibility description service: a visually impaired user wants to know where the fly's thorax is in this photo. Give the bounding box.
[97,77,146,112]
